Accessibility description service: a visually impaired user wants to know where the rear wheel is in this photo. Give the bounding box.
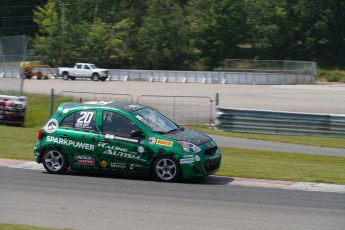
[92,73,100,81]
[153,156,180,182]
[42,148,69,174]
[62,72,69,80]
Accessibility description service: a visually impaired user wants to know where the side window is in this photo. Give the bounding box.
[60,113,74,128]
[76,64,82,69]
[60,110,96,131]
[102,111,139,136]
[84,65,90,69]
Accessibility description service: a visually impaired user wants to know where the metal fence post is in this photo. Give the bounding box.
[50,88,54,118]
[215,93,219,106]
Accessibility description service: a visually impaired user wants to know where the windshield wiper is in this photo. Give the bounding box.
[167,128,179,134]
[153,131,167,134]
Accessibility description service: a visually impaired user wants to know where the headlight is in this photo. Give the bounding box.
[178,141,201,153]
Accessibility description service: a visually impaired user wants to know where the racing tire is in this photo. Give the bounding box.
[42,148,69,174]
[153,156,181,182]
[62,72,69,80]
[92,73,100,81]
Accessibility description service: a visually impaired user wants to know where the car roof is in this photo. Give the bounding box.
[60,101,147,112]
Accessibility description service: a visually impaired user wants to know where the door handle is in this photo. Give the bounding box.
[60,134,69,138]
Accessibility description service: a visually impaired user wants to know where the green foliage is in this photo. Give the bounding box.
[20,0,345,69]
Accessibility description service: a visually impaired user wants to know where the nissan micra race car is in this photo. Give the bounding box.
[34,101,221,182]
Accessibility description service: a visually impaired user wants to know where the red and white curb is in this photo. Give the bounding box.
[1,158,345,193]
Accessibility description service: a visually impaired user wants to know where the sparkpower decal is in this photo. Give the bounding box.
[46,136,95,151]
[45,119,58,133]
[75,155,96,165]
[156,139,173,147]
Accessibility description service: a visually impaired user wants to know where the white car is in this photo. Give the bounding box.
[58,63,109,81]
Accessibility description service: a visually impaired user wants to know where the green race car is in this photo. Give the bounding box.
[34,101,221,182]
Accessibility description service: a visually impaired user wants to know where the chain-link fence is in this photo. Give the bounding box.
[0,35,26,95]
[223,59,317,76]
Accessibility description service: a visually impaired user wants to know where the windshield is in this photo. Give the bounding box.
[89,64,98,69]
[131,108,179,134]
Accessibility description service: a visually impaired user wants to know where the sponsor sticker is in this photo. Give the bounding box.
[100,160,108,168]
[138,146,145,153]
[105,134,139,143]
[180,158,195,164]
[156,139,173,147]
[84,101,113,105]
[75,155,95,165]
[111,162,127,169]
[148,137,156,144]
[124,104,142,110]
[45,119,58,133]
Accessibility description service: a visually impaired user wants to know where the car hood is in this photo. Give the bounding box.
[162,128,213,145]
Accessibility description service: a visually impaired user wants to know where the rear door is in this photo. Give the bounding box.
[55,109,99,168]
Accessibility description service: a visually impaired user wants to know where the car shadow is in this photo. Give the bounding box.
[42,170,233,185]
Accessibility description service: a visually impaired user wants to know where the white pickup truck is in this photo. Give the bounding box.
[58,63,109,81]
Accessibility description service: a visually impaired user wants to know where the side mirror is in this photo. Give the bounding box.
[131,130,145,138]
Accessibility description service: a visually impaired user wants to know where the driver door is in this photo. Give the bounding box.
[98,110,148,173]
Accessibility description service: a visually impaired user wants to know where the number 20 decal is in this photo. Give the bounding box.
[77,111,94,124]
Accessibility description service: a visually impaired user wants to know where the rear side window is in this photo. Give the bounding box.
[60,110,96,131]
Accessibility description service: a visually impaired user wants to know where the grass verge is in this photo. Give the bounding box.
[1,125,344,184]
[188,125,345,149]
[219,147,345,185]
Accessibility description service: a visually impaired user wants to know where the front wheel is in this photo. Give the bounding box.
[62,72,69,80]
[92,73,100,81]
[153,156,180,182]
[42,148,69,174]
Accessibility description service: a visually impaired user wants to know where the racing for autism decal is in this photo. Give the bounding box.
[45,119,58,133]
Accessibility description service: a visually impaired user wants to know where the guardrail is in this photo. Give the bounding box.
[216,107,345,138]
[0,95,27,126]
[1,67,315,84]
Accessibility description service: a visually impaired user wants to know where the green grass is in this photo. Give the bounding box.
[317,68,345,82]
[188,125,345,149]
[218,147,345,184]
[0,126,38,161]
[0,223,71,230]
[25,93,75,127]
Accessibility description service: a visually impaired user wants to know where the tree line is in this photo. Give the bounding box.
[3,0,345,70]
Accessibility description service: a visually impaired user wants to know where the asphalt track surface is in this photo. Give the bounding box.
[1,166,345,230]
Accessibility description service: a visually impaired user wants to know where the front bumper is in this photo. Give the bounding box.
[180,148,221,179]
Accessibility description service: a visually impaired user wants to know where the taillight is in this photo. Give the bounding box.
[38,128,43,140]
